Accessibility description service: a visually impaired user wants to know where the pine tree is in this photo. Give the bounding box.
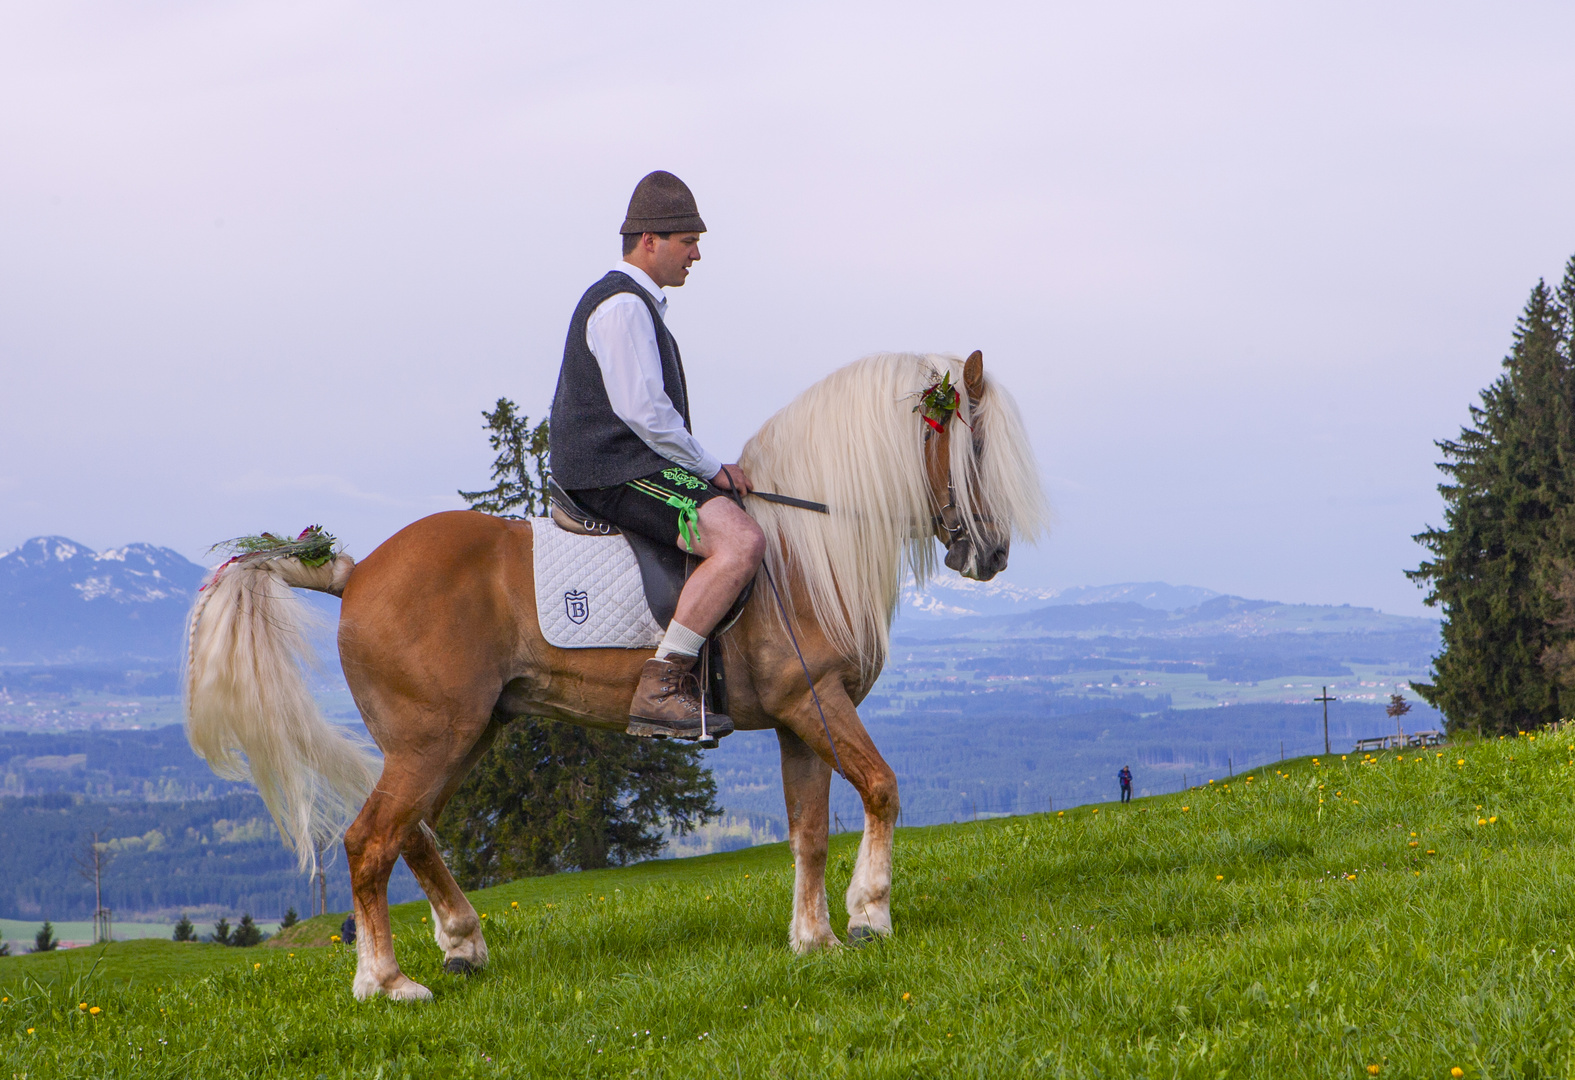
[439,403,722,886]
[457,399,551,517]
[279,907,298,930]
[231,913,263,947]
[32,921,57,953]
[172,913,196,942]
[211,917,232,946]
[1409,258,1575,734]
[436,721,720,887]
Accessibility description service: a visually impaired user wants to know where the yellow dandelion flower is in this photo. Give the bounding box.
[902,992,910,1001]
[288,953,295,958]
[1489,816,1498,823]
[1409,841,1418,847]
[1216,875,1224,881]
[1057,810,1064,816]
[330,934,341,943]
[89,1007,101,1016]
[1181,806,1190,812]
[1452,1069,1464,1078]
[1411,831,1417,836]
[1477,818,1486,826]
[254,963,261,971]
[1458,759,1465,766]
[1427,849,1436,854]
[79,1003,87,1011]
[511,901,519,909]
[705,895,712,900]
[27,1027,34,1034]
[482,912,488,918]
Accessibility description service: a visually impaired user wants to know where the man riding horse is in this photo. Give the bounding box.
[548,170,766,742]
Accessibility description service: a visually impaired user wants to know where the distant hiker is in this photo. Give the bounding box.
[1118,765,1133,804]
[340,914,357,945]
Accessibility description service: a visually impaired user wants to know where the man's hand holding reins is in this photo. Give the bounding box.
[712,463,753,494]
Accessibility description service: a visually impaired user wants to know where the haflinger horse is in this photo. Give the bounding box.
[183,349,1046,1001]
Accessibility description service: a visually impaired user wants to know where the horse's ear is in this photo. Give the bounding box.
[963,350,986,403]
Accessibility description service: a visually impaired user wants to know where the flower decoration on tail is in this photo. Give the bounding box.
[203,525,341,588]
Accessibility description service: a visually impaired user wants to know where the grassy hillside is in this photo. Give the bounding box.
[5,730,1575,1078]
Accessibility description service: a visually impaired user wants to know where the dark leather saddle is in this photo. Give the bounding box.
[546,480,752,714]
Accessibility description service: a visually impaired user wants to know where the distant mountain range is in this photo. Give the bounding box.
[0,533,1436,667]
[898,590,1438,642]
[0,537,207,663]
[899,576,1222,619]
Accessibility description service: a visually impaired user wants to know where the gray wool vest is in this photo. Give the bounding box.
[548,271,692,489]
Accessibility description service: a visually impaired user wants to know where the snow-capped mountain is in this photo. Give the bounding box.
[899,575,1221,620]
[0,537,208,663]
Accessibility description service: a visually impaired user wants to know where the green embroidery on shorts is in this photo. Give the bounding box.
[661,467,709,491]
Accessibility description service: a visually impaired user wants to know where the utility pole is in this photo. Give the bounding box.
[314,839,328,917]
[1315,686,1337,755]
[77,831,113,944]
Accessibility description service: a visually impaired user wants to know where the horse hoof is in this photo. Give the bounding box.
[386,979,433,1002]
[847,925,881,946]
[443,957,480,976]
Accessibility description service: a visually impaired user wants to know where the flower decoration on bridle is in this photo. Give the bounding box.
[914,371,961,434]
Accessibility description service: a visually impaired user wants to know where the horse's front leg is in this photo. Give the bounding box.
[778,727,837,951]
[779,680,899,945]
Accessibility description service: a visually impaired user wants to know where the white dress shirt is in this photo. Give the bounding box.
[584,261,722,482]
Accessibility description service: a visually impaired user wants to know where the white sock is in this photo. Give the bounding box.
[655,620,706,661]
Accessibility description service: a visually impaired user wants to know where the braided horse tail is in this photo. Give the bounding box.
[183,552,378,874]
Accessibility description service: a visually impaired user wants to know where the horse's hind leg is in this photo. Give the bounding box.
[778,727,838,951]
[402,824,488,975]
[397,724,500,976]
[344,768,435,1001]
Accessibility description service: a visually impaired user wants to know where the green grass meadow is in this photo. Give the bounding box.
[7,730,1575,1078]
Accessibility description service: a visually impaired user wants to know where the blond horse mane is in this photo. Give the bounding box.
[739,352,1047,677]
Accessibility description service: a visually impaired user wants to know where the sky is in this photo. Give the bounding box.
[2,2,1573,618]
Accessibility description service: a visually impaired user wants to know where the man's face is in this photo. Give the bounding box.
[641,232,702,288]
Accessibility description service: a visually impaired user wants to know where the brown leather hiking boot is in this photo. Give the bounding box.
[627,655,734,741]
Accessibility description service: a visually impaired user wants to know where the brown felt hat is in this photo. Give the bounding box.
[619,170,707,235]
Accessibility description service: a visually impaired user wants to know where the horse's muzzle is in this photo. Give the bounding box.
[953,538,1009,581]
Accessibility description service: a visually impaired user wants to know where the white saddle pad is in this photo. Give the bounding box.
[531,518,663,649]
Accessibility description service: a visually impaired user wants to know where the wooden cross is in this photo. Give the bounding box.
[1314,686,1337,754]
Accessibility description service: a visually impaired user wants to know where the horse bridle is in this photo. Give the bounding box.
[925,428,994,553]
